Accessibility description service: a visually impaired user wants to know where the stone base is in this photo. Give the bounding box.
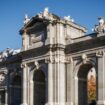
[21,103,27,105]
[66,102,73,105]
[46,102,66,105]
[97,100,105,105]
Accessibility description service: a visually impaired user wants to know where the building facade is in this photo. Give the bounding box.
[0,8,105,105]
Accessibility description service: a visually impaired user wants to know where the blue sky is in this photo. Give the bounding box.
[0,0,105,51]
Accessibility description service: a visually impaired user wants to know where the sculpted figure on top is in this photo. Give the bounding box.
[0,48,20,61]
[37,7,55,22]
[94,17,105,33]
[24,14,30,25]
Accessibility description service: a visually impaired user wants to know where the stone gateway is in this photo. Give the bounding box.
[0,8,105,105]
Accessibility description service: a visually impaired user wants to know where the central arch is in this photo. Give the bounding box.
[33,70,46,105]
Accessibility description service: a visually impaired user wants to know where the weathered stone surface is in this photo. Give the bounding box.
[0,8,105,105]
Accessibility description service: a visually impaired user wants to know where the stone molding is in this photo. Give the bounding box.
[21,60,40,70]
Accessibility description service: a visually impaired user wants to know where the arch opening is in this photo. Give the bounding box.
[77,64,96,105]
[33,70,46,105]
[11,75,21,105]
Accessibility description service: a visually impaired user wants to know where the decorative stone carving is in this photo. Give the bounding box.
[31,31,44,44]
[82,54,87,60]
[81,54,88,64]
[94,17,105,33]
[34,61,40,69]
[21,63,27,69]
[45,56,72,63]
[0,73,5,83]
[45,57,54,63]
[0,76,5,82]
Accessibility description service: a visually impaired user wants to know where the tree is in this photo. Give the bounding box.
[88,75,96,102]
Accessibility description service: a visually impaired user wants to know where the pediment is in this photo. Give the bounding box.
[20,16,48,35]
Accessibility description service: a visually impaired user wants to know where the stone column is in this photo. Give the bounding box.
[74,76,78,105]
[47,49,66,105]
[29,80,34,105]
[27,65,30,105]
[21,63,28,105]
[97,51,105,105]
[5,89,8,105]
[66,59,74,105]
[47,61,54,105]
[58,62,66,105]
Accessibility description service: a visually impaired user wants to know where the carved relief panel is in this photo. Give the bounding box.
[31,31,45,44]
[29,22,47,46]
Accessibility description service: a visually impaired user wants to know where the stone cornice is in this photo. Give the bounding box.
[0,53,22,67]
[21,44,65,58]
[65,35,105,54]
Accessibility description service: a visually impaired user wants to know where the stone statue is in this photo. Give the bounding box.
[64,16,71,21]
[24,14,30,25]
[64,15,74,22]
[0,48,14,61]
[94,17,105,33]
[37,7,55,22]
[43,7,49,17]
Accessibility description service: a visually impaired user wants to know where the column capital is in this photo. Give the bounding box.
[96,50,105,57]
[45,56,72,63]
[21,63,27,69]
